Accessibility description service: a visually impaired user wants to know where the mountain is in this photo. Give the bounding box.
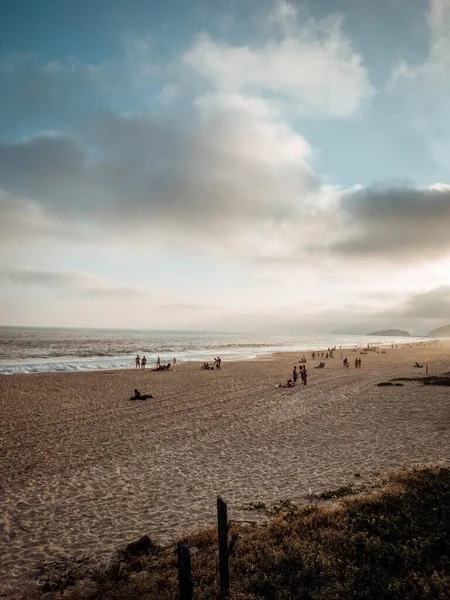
[427,324,450,338]
[367,329,411,337]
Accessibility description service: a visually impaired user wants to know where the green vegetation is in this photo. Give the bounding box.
[317,485,354,500]
[25,467,450,600]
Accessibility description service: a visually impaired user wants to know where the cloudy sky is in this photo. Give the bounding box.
[1,0,450,334]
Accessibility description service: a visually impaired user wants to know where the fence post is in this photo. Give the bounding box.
[178,542,193,600]
[217,496,230,596]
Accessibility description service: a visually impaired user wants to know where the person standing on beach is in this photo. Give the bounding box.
[293,366,298,383]
[173,357,177,368]
[141,356,147,369]
[135,355,141,369]
[156,356,161,368]
[301,365,307,385]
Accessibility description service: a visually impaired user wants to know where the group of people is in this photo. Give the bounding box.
[202,357,222,370]
[135,355,177,369]
[135,354,147,368]
[342,356,363,368]
[311,347,337,360]
[292,364,308,385]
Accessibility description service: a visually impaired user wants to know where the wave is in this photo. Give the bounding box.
[0,327,429,375]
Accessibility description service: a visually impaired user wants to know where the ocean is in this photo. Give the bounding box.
[0,327,427,375]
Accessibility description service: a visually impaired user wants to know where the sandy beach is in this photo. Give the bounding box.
[1,342,449,594]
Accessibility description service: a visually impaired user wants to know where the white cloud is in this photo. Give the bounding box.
[430,182,450,191]
[184,7,373,118]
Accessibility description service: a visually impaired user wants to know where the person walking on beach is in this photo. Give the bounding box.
[173,357,177,368]
[293,366,298,383]
[141,356,147,369]
[135,355,141,369]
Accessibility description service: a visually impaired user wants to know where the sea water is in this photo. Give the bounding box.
[0,327,427,375]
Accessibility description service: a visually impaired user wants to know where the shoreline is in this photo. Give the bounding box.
[1,341,449,594]
[0,338,439,376]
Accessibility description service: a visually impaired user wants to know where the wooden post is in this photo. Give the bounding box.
[177,543,193,600]
[217,496,230,596]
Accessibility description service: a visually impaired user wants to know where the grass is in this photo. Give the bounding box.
[22,466,450,600]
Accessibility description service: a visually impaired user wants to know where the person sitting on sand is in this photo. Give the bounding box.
[135,355,141,369]
[130,388,153,401]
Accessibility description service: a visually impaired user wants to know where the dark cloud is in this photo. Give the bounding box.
[0,109,319,247]
[1,268,144,297]
[331,186,450,260]
[385,286,450,320]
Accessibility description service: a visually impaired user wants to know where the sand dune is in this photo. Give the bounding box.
[1,342,449,594]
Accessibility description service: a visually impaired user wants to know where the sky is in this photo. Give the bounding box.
[1,0,450,335]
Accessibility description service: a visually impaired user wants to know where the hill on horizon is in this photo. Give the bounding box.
[427,324,450,338]
[367,329,411,337]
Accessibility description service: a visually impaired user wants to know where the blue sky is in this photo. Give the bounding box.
[1,0,450,333]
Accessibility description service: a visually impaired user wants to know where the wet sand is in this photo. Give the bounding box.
[1,341,449,594]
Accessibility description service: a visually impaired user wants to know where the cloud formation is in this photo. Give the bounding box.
[1,268,145,297]
[386,285,450,320]
[0,101,319,254]
[184,3,373,118]
[1,1,450,330]
[329,185,450,261]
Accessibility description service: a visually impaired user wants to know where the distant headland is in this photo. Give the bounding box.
[366,329,411,337]
[427,324,450,338]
